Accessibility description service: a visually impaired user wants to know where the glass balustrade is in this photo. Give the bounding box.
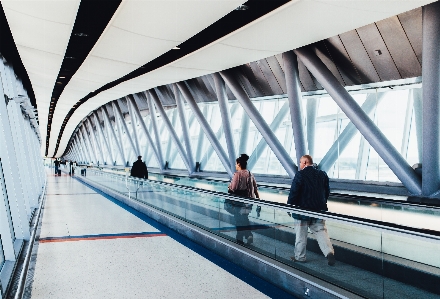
[83,169,440,299]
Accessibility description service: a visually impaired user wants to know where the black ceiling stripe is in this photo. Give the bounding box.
[57,0,290,157]
[45,0,122,156]
[0,5,37,111]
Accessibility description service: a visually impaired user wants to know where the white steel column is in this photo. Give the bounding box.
[128,94,162,170]
[126,97,141,156]
[79,126,95,163]
[174,84,195,169]
[93,112,113,163]
[220,70,297,178]
[102,107,125,165]
[149,89,192,173]
[145,92,164,168]
[113,101,138,161]
[86,117,105,164]
[177,82,233,177]
[421,1,440,196]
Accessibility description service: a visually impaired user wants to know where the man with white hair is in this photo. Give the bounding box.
[287,155,335,266]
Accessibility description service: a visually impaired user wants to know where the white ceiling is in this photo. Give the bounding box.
[1,0,80,155]
[2,0,436,157]
[47,0,246,156]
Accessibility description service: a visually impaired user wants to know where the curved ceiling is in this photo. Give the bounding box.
[1,0,435,158]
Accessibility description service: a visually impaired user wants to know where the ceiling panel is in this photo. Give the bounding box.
[91,27,176,65]
[338,30,381,84]
[49,0,435,156]
[376,16,422,78]
[49,0,248,155]
[113,1,245,41]
[2,0,80,155]
[398,8,423,65]
[356,23,401,81]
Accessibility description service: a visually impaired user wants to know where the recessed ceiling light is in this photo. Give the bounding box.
[74,33,88,37]
[56,82,63,84]
[66,56,75,59]
[172,46,180,50]
[59,76,65,79]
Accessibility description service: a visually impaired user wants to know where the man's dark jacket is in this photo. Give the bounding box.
[287,166,329,211]
[131,160,148,179]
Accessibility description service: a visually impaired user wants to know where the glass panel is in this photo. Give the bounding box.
[84,169,440,299]
[0,160,14,241]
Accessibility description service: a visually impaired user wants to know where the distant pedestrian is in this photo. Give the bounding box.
[130,156,148,179]
[71,161,77,175]
[54,159,60,176]
[287,155,335,266]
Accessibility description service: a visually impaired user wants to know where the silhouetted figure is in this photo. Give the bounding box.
[130,156,148,179]
[54,159,60,176]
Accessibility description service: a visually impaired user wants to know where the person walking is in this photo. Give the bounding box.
[227,154,259,245]
[130,156,148,179]
[71,161,77,175]
[287,155,335,266]
[54,159,60,176]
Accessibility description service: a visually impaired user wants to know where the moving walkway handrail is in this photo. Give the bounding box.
[90,169,440,242]
[14,178,47,299]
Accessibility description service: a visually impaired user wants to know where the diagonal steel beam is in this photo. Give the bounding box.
[247,101,290,171]
[113,100,138,160]
[75,133,88,163]
[81,124,97,163]
[174,84,195,170]
[128,94,162,170]
[199,104,239,169]
[213,74,236,171]
[93,112,113,163]
[86,117,105,164]
[295,47,422,195]
[165,109,177,163]
[239,106,250,155]
[412,88,423,163]
[149,89,192,173]
[79,125,95,162]
[283,51,307,166]
[220,70,297,178]
[125,97,141,156]
[127,93,163,171]
[102,106,125,164]
[177,81,233,177]
[195,105,208,163]
[145,92,164,168]
[168,113,196,166]
[306,98,318,157]
[319,92,385,172]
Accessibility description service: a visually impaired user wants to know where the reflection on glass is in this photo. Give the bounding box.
[224,198,254,245]
[84,170,440,299]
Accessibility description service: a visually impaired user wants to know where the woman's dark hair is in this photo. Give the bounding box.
[236,154,249,169]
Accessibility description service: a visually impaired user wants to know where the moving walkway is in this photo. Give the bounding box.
[77,169,440,298]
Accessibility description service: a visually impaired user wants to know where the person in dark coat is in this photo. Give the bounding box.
[130,156,148,179]
[54,159,60,176]
[287,155,335,266]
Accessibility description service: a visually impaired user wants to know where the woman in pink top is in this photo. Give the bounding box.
[228,154,259,199]
[226,154,259,245]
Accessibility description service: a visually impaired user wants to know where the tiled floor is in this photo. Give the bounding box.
[28,171,291,299]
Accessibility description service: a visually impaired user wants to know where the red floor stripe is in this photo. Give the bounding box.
[40,233,167,243]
